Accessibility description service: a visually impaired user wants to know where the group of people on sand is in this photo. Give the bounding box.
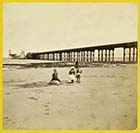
[49,62,82,85]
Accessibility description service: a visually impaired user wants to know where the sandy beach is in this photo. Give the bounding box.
[3,62,137,129]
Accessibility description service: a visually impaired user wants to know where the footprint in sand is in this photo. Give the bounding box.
[44,112,50,115]
[75,105,79,108]
[45,108,50,111]
[3,116,9,120]
[44,103,50,115]
[5,92,10,95]
[29,96,38,101]
[123,114,128,117]
[113,92,118,95]
[44,105,49,108]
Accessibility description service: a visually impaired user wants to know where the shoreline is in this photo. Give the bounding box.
[2,60,137,68]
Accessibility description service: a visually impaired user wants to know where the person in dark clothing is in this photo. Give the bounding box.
[50,69,61,84]
[75,61,79,69]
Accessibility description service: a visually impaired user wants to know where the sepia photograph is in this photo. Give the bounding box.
[2,3,137,130]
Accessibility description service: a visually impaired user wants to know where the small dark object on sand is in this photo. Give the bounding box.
[45,112,50,115]
[29,96,38,101]
[123,115,128,117]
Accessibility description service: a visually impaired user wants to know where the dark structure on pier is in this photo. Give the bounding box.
[27,41,138,64]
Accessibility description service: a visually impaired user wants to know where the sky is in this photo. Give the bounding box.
[3,3,137,57]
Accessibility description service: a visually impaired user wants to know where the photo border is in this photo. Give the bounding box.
[0,0,139,133]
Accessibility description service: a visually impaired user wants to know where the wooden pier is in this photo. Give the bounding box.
[27,41,138,64]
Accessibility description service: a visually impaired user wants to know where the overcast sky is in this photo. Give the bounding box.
[3,3,137,57]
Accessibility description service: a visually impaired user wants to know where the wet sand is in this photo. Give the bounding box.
[3,64,137,129]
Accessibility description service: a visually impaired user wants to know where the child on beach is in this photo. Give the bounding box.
[75,61,82,83]
[50,69,61,84]
[68,67,76,83]
[75,67,82,83]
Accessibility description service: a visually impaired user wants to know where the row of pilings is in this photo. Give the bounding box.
[27,41,138,64]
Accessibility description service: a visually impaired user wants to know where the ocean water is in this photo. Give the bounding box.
[2,57,126,64]
[2,58,59,65]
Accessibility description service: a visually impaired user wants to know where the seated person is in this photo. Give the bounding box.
[50,69,61,84]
